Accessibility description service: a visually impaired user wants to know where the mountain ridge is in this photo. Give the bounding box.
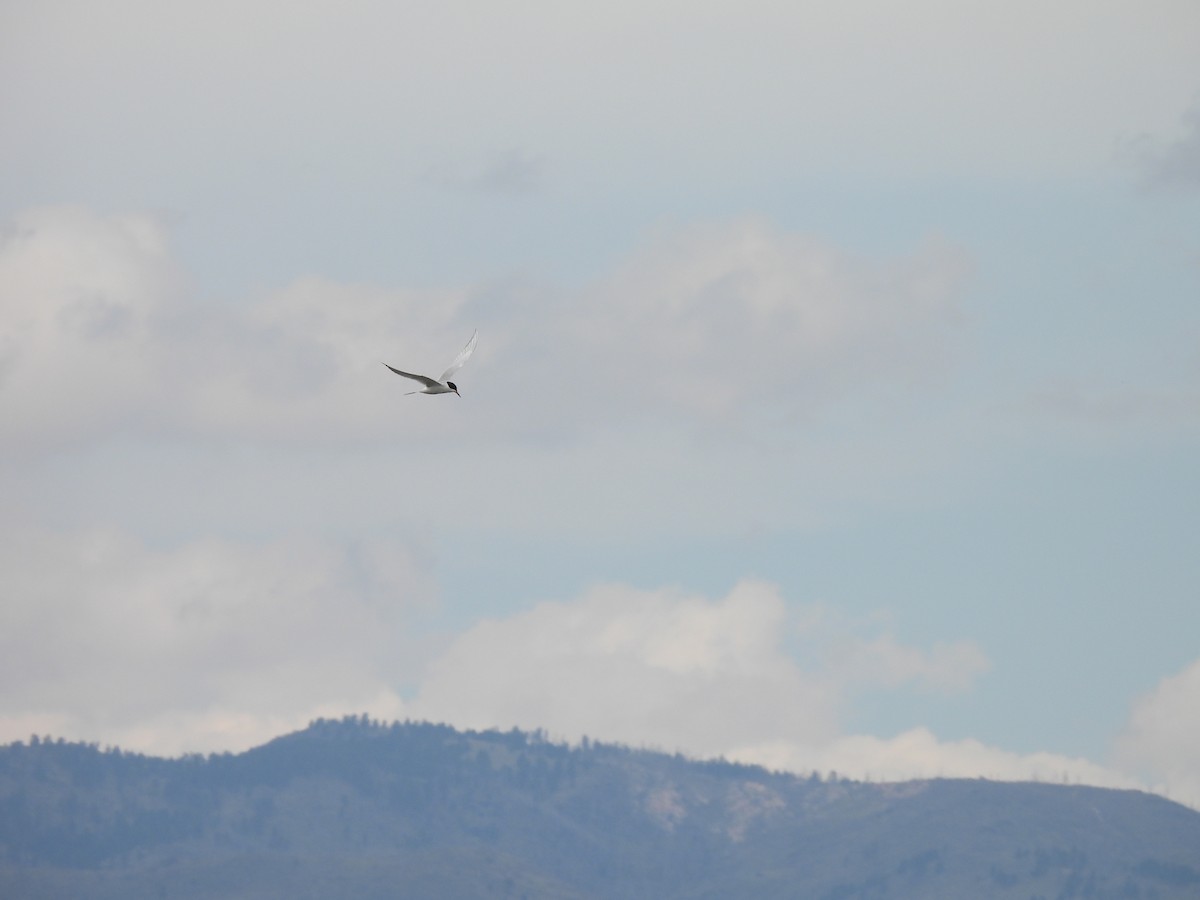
[2,716,1197,899]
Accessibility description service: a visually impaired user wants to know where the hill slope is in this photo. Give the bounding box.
[1,717,1197,899]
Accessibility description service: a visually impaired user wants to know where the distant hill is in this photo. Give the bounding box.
[1,717,1198,899]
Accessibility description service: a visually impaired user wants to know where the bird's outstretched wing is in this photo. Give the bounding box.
[382,363,439,388]
[440,330,478,382]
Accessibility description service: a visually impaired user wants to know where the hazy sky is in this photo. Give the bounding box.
[2,0,1199,805]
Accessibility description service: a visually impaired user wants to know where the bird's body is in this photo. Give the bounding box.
[383,330,477,396]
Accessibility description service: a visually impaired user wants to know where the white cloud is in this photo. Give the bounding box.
[1025,378,1200,436]
[0,206,478,448]
[0,527,433,755]
[830,634,991,694]
[180,274,474,442]
[410,580,842,755]
[1132,98,1200,189]
[407,579,1168,798]
[1,206,970,450]
[411,580,999,770]
[426,149,548,196]
[733,730,1142,792]
[0,538,1183,803]
[4,0,1197,194]
[1115,659,1200,808]
[0,207,180,448]
[552,219,969,426]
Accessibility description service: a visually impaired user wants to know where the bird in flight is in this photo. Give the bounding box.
[382,330,478,396]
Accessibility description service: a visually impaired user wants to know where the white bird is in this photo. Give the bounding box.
[383,330,478,396]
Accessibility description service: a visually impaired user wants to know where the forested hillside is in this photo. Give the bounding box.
[1,717,1197,899]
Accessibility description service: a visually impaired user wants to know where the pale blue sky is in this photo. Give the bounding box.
[2,0,1198,802]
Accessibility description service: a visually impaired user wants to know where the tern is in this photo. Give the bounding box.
[382,330,478,396]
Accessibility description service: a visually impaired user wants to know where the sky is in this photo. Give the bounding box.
[2,0,1199,806]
